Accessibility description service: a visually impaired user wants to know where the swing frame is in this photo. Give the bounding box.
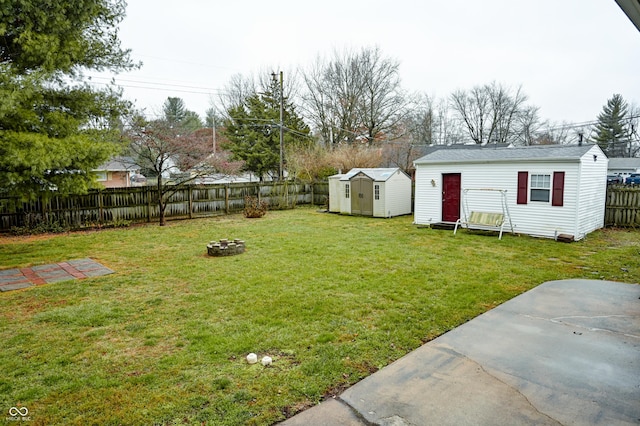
[453,188,514,240]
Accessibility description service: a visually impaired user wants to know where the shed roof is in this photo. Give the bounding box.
[338,168,404,182]
[414,144,601,165]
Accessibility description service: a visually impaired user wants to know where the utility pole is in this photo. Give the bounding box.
[271,71,284,180]
[278,71,284,181]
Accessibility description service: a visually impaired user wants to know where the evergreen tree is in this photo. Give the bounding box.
[162,97,202,132]
[0,0,137,199]
[163,97,187,124]
[593,94,629,157]
[222,78,310,180]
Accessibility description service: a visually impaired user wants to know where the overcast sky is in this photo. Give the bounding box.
[91,0,640,127]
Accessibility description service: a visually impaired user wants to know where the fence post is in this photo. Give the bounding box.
[188,185,193,219]
[98,190,103,224]
[225,184,229,214]
[146,186,152,223]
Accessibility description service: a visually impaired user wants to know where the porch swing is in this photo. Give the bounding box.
[453,189,514,240]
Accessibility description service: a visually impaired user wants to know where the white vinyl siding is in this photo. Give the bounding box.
[373,171,412,218]
[414,145,606,240]
[575,149,608,238]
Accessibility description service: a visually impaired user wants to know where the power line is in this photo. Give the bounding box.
[87,74,225,94]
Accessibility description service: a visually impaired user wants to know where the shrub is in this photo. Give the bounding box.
[10,214,70,235]
[243,196,268,218]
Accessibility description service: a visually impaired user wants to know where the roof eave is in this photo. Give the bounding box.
[414,157,585,166]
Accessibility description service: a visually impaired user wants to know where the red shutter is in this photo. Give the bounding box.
[517,172,528,204]
[552,172,565,207]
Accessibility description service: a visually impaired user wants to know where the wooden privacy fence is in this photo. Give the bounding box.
[605,185,640,227]
[0,181,330,231]
[2,183,637,231]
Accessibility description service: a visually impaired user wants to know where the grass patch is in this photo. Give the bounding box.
[1,207,639,425]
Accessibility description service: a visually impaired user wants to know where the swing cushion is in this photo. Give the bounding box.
[467,211,504,227]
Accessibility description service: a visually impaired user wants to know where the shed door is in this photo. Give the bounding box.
[351,176,373,216]
[442,173,461,222]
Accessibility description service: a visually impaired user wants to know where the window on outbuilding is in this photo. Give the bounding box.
[517,171,565,206]
[345,183,350,199]
[374,184,380,200]
[530,174,551,202]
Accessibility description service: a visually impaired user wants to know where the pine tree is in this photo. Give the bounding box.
[222,78,310,180]
[593,94,629,157]
[0,0,137,199]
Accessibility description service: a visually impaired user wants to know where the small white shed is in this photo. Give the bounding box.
[329,168,412,218]
[413,144,608,240]
[328,174,345,213]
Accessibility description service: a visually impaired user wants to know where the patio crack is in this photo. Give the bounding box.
[334,395,416,425]
[333,395,382,426]
[436,346,563,426]
[522,314,640,339]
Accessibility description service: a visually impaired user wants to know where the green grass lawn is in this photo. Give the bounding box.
[1,207,639,425]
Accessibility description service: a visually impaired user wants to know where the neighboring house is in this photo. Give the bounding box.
[94,157,143,188]
[607,158,640,180]
[413,144,608,241]
[329,168,412,217]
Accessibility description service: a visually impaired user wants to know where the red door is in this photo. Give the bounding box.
[442,173,461,222]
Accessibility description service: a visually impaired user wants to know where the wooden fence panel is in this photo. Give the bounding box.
[0,181,330,231]
[605,186,640,227]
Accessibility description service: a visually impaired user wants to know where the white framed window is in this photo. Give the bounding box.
[530,174,550,202]
[345,183,350,199]
[94,171,107,181]
[374,184,380,200]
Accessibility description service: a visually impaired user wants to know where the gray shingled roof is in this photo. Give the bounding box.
[607,158,640,168]
[338,168,403,182]
[95,156,139,171]
[414,144,599,165]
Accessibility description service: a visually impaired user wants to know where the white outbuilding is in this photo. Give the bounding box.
[413,144,608,241]
[328,168,412,218]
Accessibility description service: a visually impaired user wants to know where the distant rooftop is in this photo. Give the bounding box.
[95,157,139,172]
[607,157,640,169]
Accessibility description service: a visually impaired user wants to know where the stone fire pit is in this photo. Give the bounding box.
[207,239,245,256]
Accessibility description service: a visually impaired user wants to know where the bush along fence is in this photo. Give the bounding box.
[605,185,640,228]
[0,181,330,232]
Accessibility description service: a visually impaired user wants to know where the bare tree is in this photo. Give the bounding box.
[217,73,257,115]
[450,82,538,145]
[301,50,362,147]
[404,93,435,146]
[515,105,542,146]
[127,116,217,226]
[301,46,410,147]
[626,103,640,157]
[380,136,423,176]
[450,85,492,144]
[533,121,572,145]
[489,83,528,144]
[434,98,465,145]
[356,46,411,144]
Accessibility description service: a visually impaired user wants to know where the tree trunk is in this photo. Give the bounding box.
[157,178,166,226]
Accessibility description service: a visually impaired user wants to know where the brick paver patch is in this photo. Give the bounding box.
[0,258,114,292]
